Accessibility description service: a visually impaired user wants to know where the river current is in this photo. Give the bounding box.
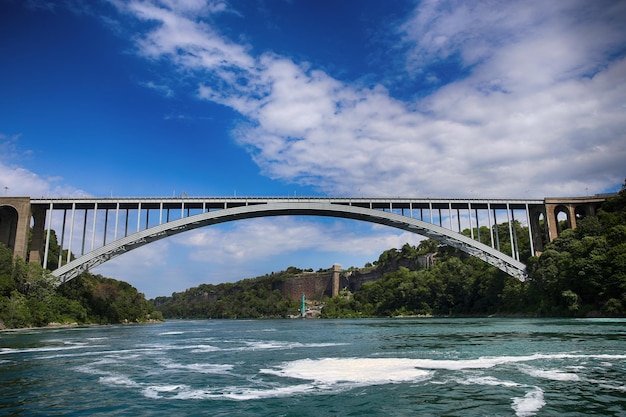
[1,318,625,416]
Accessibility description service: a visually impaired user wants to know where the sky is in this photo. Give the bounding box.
[1,0,625,298]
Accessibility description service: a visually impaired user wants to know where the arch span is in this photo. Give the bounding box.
[51,201,528,284]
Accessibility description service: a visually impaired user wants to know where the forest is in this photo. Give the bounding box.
[0,242,161,329]
[151,269,299,319]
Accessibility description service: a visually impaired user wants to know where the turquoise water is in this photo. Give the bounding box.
[1,318,625,416]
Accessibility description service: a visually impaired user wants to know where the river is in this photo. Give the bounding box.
[1,318,625,416]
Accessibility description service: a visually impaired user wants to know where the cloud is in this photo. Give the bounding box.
[173,216,423,265]
[140,80,175,97]
[1,134,87,198]
[112,0,625,199]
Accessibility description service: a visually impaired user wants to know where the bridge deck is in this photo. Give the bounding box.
[31,196,546,211]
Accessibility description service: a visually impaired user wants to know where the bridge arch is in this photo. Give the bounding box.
[51,201,528,284]
[0,197,32,260]
[0,204,19,253]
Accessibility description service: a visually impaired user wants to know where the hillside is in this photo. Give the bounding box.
[152,182,626,319]
[0,237,161,329]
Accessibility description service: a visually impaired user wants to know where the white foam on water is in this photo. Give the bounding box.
[189,344,221,353]
[158,331,185,335]
[137,343,223,353]
[597,383,626,392]
[86,337,109,341]
[218,384,317,401]
[99,374,140,388]
[512,387,545,417]
[240,340,347,351]
[518,365,580,381]
[158,359,234,374]
[0,344,97,355]
[456,374,522,388]
[410,353,626,371]
[154,383,318,401]
[142,384,190,399]
[262,357,433,385]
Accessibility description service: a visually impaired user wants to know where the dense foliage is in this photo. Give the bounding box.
[322,184,626,318]
[0,244,161,329]
[526,186,626,316]
[152,270,299,318]
[321,243,521,318]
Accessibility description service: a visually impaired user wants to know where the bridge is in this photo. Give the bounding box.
[0,195,610,284]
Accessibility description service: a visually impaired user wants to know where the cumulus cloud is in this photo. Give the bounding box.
[112,0,625,199]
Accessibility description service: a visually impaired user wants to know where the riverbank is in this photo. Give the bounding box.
[0,319,163,333]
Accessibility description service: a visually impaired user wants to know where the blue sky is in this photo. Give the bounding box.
[1,0,625,297]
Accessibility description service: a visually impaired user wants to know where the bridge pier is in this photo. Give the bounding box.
[528,205,547,254]
[29,205,47,265]
[0,197,32,261]
[544,197,605,242]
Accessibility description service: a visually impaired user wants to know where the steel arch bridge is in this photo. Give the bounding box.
[48,199,531,284]
[0,195,609,285]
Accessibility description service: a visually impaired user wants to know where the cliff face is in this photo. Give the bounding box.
[279,252,438,303]
[280,267,383,302]
[280,271,335,302]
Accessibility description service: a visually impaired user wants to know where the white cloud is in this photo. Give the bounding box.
[113,0,625,198]
[173,217,423,265]
[0,161,85,198]
[1,134,87,198]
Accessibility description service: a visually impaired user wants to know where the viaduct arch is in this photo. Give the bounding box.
[0,197,31,261]
[52,201,529,284]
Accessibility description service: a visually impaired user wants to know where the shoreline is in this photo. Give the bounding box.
[0,319,163,333]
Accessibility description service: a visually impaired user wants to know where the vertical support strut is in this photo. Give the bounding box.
[103,209,109,246]
[59,209,67,268]
[124,208,129,237]
[511,210,519,261]
[468,202,474,240]
[90,203,98,251]
[493,208,500,252]
[449,202,453,230]
[487,203,494,248]
[475,208,480,243]
[506,203,514,258]
[114,203,119,241]
[43,202,53,270]
[136,203,142,233]
[67,203,76,264]
[428,202,433,224]
[81,209,88,255]
[525,203,534,258]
